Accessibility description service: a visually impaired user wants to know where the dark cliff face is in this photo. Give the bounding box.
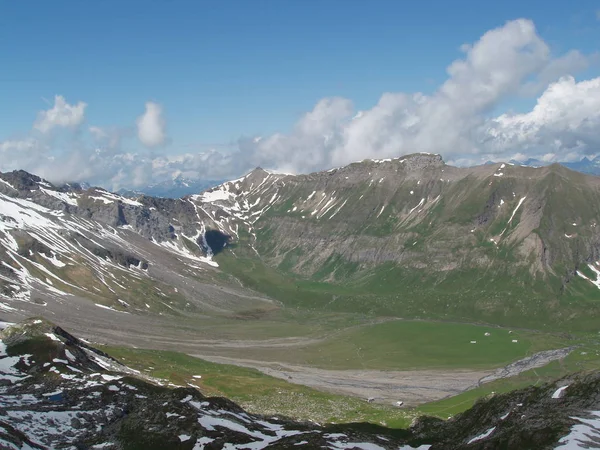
[0,318,599,449]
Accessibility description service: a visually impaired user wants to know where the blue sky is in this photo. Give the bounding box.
[0,1,599,188]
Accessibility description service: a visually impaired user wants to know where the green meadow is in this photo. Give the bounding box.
[190,318,572,371]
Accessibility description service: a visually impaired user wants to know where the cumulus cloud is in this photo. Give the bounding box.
[240,18,599,171]
[484,76,600,155]
[136,102,167,148]
[520,50,594,95]
[0,138,40,153]
[1,18,599,190]
[33,95,86,133]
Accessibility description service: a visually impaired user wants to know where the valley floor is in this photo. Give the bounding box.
[188,354,488,405]
[0,288,583,415]
[190,347,574,406]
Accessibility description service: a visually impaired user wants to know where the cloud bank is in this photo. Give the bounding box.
[1,19,599,190]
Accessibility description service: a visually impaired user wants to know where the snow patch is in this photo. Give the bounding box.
[552,385,569,399]
[44,333,60,342]
[556,410,600,449]
[95,303,130,314]
[467,427,496,444]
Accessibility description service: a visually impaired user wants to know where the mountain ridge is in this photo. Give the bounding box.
[1,153,600,330]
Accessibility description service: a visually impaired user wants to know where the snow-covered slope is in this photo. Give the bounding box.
[0,169,274,320]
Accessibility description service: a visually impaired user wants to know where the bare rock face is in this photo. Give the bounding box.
[0,170,45,192]
[402,153,444,171]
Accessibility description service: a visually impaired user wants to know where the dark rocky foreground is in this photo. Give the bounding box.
[0,319,599,449]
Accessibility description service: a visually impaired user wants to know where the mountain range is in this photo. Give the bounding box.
[505,155,600,176]
[1,153,600,331]
[123,155,600,200]
[3,153,600,446]
[117,176,224,199]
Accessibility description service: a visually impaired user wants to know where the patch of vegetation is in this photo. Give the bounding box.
[196,320,573,371]
[102,345,415,428]
[219,241,600,333]
[417,338,600,418]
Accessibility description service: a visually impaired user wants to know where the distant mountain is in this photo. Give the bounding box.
[507,156,600,175]
[563,156,600,176]
[118,176,223,199]
[508,158,548,167]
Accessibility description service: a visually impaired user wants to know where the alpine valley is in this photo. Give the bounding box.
[2,153,600,448]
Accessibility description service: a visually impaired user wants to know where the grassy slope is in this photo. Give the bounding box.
[217,251,599,332]
[217,164,600,332]
[101,334,600,429]
[102,345,415,428]
[417,336,600,419]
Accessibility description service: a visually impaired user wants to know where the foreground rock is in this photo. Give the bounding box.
[0,319,422,449]
[1,318,600,449]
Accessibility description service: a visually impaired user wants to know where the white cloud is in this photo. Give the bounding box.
[0,138,47,173]
[136,102,167,148]
[509,152,529,162]
[245,97,353,174]
[485,76,600,155]
[0,138,40,153]
[88,126,107,140]
[520,50,595,95]
[1,19,600,190]
[33,95,86,133]
[238,19,597,172]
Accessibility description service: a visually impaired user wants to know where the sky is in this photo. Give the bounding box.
[1,0,599,190]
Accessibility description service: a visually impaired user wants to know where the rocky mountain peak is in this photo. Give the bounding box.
[248,167,270,177]
[0,169,50,194]
[401,153,444,171]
